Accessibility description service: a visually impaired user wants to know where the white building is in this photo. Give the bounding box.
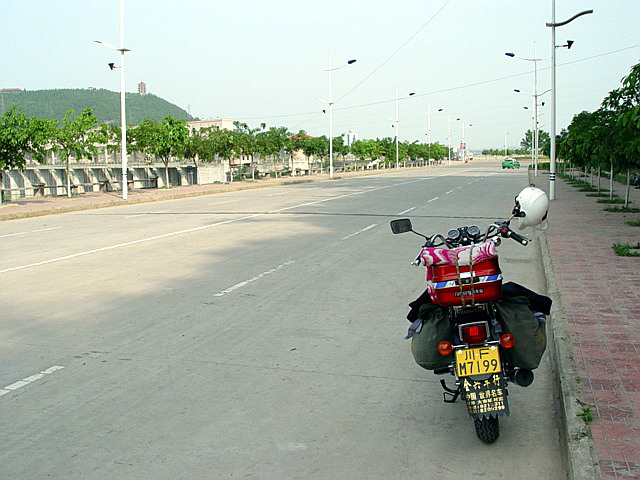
[187,119,235,132]
[345,130,358,146]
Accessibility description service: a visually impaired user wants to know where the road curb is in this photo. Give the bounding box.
[540,233,601,480]
[0,177,320,222]
[0,167,427,222]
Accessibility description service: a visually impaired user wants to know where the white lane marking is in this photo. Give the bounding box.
[1,177,435,274]
[1,365,65,396]
[32,227,62,233]
[208,199,241,205]
[427,197,439,203]
[341,224,377,240]
[445,190,454,195]
[397,207,416,215]
[213,261,295,297]
[0,232,27,239]
[0,213,264,273]
[125,210,168,219]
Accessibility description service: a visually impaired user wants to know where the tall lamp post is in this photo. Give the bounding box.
[393,89,415,170]
[504,131,509,156]
[506,44,548,177]
[447,116,460,165]
[427,106,443,166]
[95,0,130,200]
[324,54,356,180]
[461,121,472,162]
[546,3,593,199]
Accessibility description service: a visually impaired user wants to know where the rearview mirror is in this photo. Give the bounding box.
[390,219,413,234]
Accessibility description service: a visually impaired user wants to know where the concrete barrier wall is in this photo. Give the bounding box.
[1,163,227,200]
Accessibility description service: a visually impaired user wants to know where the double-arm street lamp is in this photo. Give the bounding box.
[447,116,460,165]
[323,54,356,179]
[505,44,549,177]
[546,2,593,199]
[95,0,130,200]
[392,89,415,169]
[427,106,443,166]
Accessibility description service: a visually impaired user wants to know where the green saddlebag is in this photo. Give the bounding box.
[411,304,453,370]
[495,296,547,370]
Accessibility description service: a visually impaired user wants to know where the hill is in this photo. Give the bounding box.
[1,88,195,125]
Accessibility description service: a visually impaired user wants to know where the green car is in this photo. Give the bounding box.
[502,158,520,169]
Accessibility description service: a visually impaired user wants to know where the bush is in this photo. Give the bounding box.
[612,242,640,257]
[604,206,639,213]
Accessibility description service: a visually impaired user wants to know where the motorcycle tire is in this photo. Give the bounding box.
[474,416,500,443]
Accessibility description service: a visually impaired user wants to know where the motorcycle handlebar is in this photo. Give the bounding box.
[499,225,529,245]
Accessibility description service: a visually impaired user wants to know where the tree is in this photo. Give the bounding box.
[602,61,640,205]
[52,107,100,197]
[132,116,188,187]
[520,129,551,157]
[0,106,54,202]
[0,106,53,171]
[255,126,291,175]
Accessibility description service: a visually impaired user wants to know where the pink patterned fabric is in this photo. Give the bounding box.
[420,240,499,294]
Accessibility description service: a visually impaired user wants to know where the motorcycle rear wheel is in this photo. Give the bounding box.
[474,416,500,443]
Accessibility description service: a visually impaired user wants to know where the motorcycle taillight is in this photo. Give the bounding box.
[460,322,489,345]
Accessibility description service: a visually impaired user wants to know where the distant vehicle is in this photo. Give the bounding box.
[502,158,520,169]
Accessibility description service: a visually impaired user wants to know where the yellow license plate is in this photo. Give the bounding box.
[455,346,501,377]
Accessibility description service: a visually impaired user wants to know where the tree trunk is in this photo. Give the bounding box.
[610,160,614,200]
[66,155,71,198]
[625,169,631,208]
[164,162,169,188]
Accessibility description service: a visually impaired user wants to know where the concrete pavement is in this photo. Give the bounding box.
[3,163,640,478]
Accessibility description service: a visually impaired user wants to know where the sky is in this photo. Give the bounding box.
[2,0,639,150]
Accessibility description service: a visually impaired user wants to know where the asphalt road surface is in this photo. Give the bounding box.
[0,162,565,479]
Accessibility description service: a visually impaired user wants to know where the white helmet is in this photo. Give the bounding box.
[514,187,549,230]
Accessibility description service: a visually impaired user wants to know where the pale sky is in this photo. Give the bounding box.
[2,0,639,149]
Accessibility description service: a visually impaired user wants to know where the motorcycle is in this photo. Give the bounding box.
[390,187,551,443]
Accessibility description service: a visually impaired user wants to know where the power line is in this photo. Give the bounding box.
[336,1,450,104]
[235,44,640,125]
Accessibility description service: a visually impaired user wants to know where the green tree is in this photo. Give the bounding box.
[52,107,100,197]
[0,106,54,202]
[520,129,550,157]
[132,116,188,187]
[0,106,53,171]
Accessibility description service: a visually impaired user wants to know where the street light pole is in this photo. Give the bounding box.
[95,0,130,200]
[504,131,509,156]
[392,89,415,170]
[324,54,356,180]
[395,88,399,170]
[547,2,593,200]
[427,106,443,166]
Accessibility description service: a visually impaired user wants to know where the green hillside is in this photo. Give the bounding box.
[0,88,195,126]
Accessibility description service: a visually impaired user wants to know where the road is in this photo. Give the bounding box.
[0,162,565,479]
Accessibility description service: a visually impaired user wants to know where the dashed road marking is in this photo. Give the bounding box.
[397,207,416,215]
[0,366,65,397]
[213,261,295,297]
[341,224,377,240]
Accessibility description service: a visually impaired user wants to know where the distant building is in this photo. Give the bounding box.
[0,88,22,93]
[86,87,98,91]
[188,119,235,132]
[345,130,358,146]
[138,81,147,95]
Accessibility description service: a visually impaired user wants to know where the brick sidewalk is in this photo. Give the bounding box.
[543,173,640,479]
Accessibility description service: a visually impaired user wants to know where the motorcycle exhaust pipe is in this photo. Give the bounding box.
[512,368,534,387]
